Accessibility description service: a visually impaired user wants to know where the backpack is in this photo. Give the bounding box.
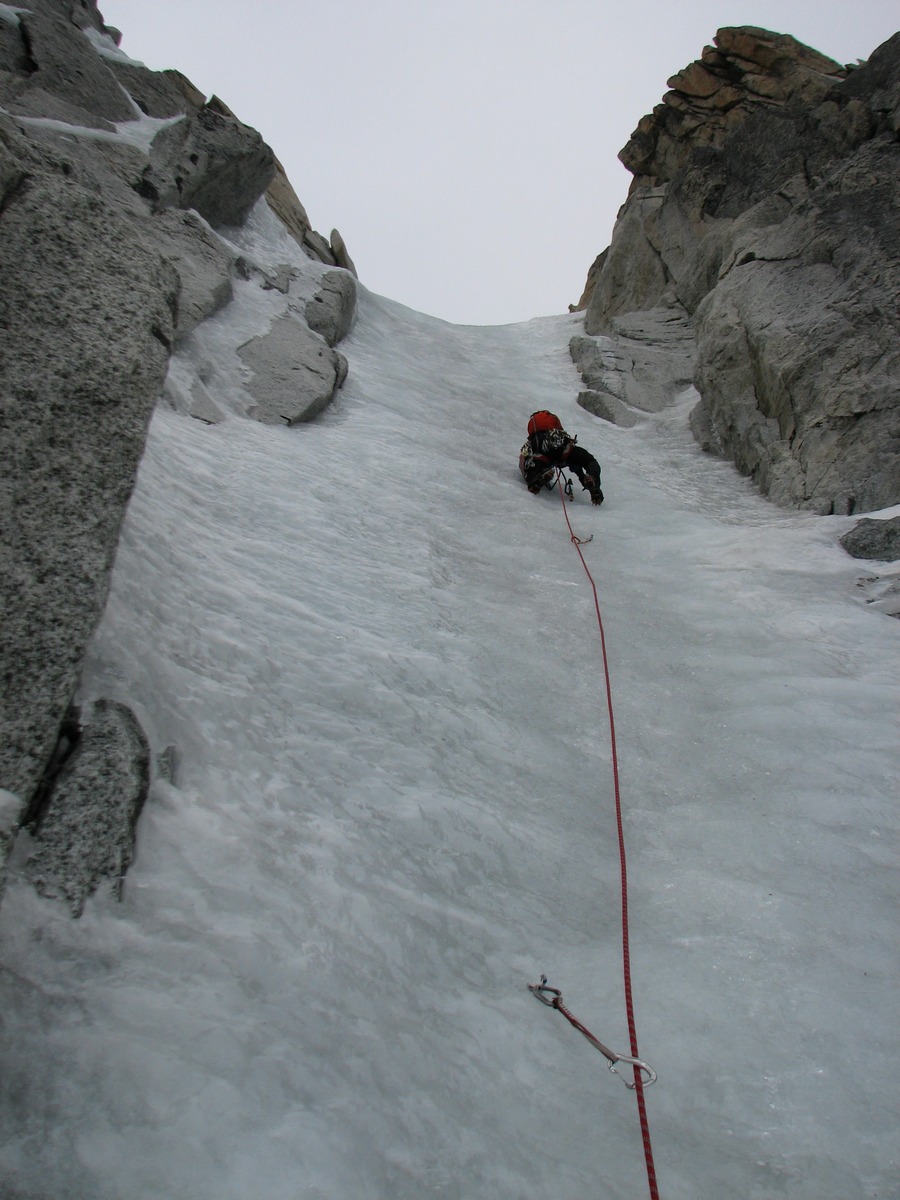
[527,410,562,437]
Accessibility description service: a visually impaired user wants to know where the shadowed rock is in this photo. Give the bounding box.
[24,700,151,916]
[839,516,900,561]
[137,100,276,228]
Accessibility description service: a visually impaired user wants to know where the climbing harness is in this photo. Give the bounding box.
[543,470,573,499]
[549,470,575,502]
[528,976,656,1090]
[528,469,660,1200]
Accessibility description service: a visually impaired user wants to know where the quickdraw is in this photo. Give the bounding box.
[528,976,657,1091]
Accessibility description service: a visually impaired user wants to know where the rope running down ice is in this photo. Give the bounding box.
[542,468,660,1200]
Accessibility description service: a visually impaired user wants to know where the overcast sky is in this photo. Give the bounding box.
[98,1,898,325]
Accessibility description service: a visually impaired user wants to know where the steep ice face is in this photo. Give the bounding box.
[0,213,897,1199]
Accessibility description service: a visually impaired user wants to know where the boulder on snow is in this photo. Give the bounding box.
[24,699,151,916]
[329,229,358,277]
[577,389,642,428]
[305,270,358,347]
[839,516,900,561]
[237,314,348,425]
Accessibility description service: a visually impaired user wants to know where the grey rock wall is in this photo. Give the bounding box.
[690,132,899,513]
[0,0,356,907]
[0,115,178,812]
[575,28,899,514]
[0,0,135,127]
[570,307,696,426]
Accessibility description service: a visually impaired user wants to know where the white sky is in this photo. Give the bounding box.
[98,1,898,325]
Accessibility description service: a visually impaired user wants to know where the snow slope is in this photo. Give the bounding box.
[1,206,897,1200]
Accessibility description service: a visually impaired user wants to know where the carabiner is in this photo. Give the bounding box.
[528,976,657,1090]
[528,977,561,1007]
[607,1054,657,1090]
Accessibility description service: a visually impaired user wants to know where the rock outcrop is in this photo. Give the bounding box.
[0,0,356,905]
[840,515,900,561]
[570,307,696,427]
[0,106,179,836]
[574,28,900,514]
[23,700,151,916]
[306,270,359,347]
[238,313,350,425]
[232,265,360,425]
[266,153,357,276]
[136,99,276,228]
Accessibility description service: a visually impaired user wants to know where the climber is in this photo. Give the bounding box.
[519,410,603,505]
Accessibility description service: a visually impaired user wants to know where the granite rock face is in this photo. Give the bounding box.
[136,100,276,228]
[0,0,355,905]
[23,700,151,916]
[576,28,900,514]
[0,118,178,814]
[839,516,900,562]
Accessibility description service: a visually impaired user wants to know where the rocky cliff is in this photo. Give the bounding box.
[0,0,357,906]
[2,9,896,914]
[573,27,899,516]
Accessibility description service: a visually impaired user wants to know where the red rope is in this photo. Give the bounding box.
[556,475,660,1200]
